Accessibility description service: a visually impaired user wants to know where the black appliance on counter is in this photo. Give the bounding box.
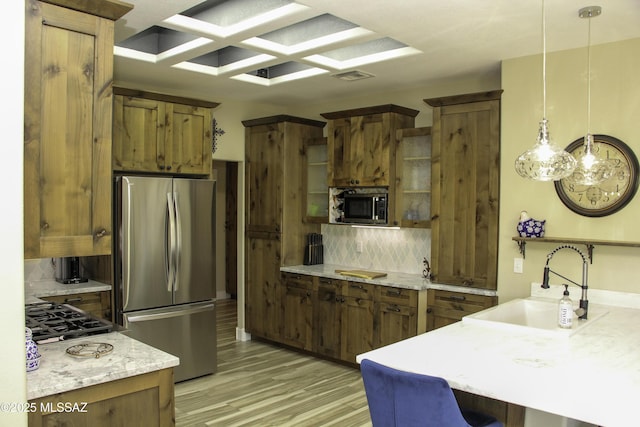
[54,257,87,284]
[25,302,113,343]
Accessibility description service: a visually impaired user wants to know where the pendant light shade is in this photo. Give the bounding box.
[514,0,577,181]
[515,119,577,181]
[564,133,612,185]
[563,6,612,186]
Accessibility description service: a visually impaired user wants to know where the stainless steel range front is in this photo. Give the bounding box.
[25,302,113,343]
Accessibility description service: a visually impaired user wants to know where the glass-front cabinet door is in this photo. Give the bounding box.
[395,127,432,228]
[304,137,329,223]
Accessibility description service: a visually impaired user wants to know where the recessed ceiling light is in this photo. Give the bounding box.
[332,70,374,81]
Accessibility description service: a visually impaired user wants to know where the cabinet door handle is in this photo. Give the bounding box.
[95,228,107,238]
[426,308,433,314]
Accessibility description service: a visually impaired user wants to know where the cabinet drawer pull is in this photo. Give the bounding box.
[65,297,82,303]
[350,284,365,290]
[446,295,466,302]
[387,304,401,312]
[386,289,402,297]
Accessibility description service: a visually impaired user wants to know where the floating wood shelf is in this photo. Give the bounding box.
[512,236,640,263]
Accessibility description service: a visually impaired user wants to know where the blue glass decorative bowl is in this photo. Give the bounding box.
[517,218,546,238]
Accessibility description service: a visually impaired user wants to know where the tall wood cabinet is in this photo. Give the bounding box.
[321,105,418,188]
[243,116,325,340]
[425,91,502,290]
[113,88,219,175]
[23,0,132,259]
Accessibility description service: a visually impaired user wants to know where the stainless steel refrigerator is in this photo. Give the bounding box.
[113,176,217,382]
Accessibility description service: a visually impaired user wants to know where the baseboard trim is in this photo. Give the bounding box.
[236,327,252,342]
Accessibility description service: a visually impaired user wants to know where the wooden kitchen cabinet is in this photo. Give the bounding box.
[29,368,174,427]
[243,116,325,339]
[315,277,344,359]
[426,289,497,331]
[245,232,282,341]
[376,286,427,347]
[281,273,314,351]
[113,88,218,175]
[274,272,431,364]
[321,105,418,187]
[23,0,132,259]
[340,282,376,363]
[394,127,432,228]
[425,91,502,289]
[44,291,112,320]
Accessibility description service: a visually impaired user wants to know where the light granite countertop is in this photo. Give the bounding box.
[25,279,112,298]
[26,332,179,400]
[357,287,640,426]
[281,264,498,297]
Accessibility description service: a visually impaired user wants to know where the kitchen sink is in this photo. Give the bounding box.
[462,297,608,337]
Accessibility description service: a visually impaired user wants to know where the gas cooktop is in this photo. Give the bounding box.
[25,302,113,343]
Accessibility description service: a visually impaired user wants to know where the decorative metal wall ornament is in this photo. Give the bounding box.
[212,118,226,153]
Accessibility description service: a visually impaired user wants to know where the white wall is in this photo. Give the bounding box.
[499,38,640,303]
[0,2,27,426]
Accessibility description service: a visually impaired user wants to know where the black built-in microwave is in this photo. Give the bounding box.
[342,193,388,224]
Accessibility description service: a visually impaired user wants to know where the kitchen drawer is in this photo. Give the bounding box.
[281,272,314,288]
[427,289,497,328]
[343,281,375,300]
[378,286,418,306]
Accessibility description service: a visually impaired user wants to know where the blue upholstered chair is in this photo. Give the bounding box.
[360,359,503,427]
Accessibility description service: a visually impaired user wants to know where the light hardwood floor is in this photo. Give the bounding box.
[174,299,372,426]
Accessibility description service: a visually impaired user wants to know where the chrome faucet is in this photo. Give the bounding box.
[541,245,589,319]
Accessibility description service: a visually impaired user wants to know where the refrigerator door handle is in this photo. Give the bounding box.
[125,302,215,323]
[173,191,182,292]
[167,192,177,293]
[122,180,133,309]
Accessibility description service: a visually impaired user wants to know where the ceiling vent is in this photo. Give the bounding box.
[332,70,374,81]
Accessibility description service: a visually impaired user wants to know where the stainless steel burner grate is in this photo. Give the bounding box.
[25,302,113,342]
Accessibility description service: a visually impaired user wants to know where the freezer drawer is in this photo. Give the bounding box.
[122,301,216,382]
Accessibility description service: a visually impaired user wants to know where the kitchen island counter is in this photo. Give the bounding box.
[281,263,497,296]
[27,332,179,400]
[356,295,640,426]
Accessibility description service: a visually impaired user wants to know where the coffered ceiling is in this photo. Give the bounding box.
[113,0,640,106]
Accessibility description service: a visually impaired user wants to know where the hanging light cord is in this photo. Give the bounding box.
[586,13,592,134]
[542,0,547,120]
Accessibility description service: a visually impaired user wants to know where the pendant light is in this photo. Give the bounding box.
[515,0,577,181]
[564,6,612,186]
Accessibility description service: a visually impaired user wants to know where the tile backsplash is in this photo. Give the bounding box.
[24,258,55,282]
[321,224,430,275]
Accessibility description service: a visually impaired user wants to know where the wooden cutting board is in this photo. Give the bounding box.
[335,269,388,279]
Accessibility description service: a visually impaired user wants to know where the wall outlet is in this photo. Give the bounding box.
[513,257,524,274]
[356,241,363,253]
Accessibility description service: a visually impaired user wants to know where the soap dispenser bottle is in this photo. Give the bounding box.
[558,284,573,329]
